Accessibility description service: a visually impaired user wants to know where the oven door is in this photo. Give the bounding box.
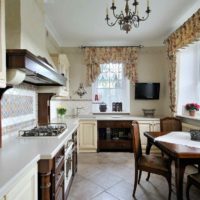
[64,142,73,192]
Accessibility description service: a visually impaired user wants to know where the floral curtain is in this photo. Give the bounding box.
[164,8,200,115]
[84,47,138,86]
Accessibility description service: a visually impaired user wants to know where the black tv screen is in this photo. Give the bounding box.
[135,83,160,100]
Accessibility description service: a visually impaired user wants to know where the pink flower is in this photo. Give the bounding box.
[185,103,200,111]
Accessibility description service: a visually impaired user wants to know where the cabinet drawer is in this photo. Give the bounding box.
[98,139,133,151]
[98,121,132,128]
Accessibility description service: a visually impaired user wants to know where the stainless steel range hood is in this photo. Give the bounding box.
[6,49,66,86]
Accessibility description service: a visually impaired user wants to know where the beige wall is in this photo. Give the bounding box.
[61,47,170,116]
[5,0,55,67]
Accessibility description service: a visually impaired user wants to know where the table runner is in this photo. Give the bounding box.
[154,131,200,148]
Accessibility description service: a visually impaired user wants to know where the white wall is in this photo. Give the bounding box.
[53,46,170,117]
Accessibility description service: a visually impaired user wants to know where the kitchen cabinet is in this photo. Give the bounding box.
[0,0,6,88]
[97,120,133,152]
[0,197,5,200]
[6,164,37,200]
[38,146,65,200]
[50,54,70,97]
[79,120,97,152]
[138,120,160,152]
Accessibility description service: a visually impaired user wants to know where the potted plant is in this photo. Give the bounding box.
[185,103,200,116]
[57,107,67,118]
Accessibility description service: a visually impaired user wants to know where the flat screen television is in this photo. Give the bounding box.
[135,83,160,100]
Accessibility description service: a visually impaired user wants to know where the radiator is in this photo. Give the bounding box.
[182,122,200,131]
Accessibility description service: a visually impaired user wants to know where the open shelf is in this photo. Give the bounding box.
[97,121,133,152]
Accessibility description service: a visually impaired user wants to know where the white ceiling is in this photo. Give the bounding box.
[44,0,200,47]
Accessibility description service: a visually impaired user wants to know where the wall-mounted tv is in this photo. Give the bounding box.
[135,83,160,100]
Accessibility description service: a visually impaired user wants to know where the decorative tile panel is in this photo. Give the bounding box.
[1,83,37,136]
[2,95,33,118]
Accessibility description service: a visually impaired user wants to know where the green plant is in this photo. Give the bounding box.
[57,107,67,116]
[185,103,200,111]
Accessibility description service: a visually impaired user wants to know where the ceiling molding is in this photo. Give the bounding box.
[45,16,62,46]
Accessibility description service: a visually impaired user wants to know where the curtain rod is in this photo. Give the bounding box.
[80,45,144,49]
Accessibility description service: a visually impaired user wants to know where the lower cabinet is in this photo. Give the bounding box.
[97,120,133,152]
[6,164,38,200]
[138,120,160,152]
[79,120,97,152]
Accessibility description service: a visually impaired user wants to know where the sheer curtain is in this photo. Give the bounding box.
[177,40,200,116]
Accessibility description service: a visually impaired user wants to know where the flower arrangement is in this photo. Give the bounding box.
[185,103,200,111]
[57,107,67,116]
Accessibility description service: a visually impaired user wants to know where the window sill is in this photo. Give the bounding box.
[176,114,200,122]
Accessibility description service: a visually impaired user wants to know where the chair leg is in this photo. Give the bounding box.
[133,168,138,197]
[146,172,150,181]
[138,170,142,184]
[186,178,192,200]
[166,175,171,200]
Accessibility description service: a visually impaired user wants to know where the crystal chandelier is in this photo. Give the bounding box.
[105,0,151,33]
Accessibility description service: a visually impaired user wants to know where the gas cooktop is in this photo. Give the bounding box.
[19,123,67,137]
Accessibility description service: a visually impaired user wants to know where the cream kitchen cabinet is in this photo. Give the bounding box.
[50,53,70,97]
[6,164,38,200]
[0,0,6,88]
[79,120,97,152]
[138,119,160,152]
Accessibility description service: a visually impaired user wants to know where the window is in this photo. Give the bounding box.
[92,63,130,113]
[176,40,200,116]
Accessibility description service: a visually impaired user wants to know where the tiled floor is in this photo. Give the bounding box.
[68,153,200,200]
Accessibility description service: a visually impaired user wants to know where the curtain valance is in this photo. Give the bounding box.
[165,9,200,57]
[84,47,138,86]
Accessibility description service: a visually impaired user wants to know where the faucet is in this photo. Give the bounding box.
[76,107,84,117]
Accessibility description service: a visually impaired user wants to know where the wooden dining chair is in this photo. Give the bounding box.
[186,173,200,200]
[160,117,182,132]
[132,120,172,200]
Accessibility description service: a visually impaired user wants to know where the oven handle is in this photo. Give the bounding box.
[65,155,72,178]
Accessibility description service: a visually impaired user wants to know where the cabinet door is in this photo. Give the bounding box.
[152,121,160,132]
[79,121,97,152]
[0,0,6,88]
[6,164,38,200]
[138,121,151,150]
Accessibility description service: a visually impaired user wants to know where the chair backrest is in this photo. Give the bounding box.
[160,117,182,132]
[132,120,142,162]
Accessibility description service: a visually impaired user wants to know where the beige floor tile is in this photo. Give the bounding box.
[68,178,104,200]
[106,180,137,200]
[92,192,119,200]
[88,171,122,189]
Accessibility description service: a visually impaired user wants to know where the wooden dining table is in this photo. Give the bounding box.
[144,131,200,200]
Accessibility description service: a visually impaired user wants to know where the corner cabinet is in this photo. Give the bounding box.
[6,164,38,200]
[78,120,97,152]
[138,119,160,152]
[0,0,6,88]
[50,54,70,97]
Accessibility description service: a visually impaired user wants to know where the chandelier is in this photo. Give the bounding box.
[105,0,151,33]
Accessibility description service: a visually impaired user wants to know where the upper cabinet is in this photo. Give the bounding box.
[50,53,70,96]
[0,0,6,88]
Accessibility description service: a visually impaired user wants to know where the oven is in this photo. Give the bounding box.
[64,138,74,193]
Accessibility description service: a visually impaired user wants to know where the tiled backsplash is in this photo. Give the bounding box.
[50,98,92,120]
[1,83,37,136]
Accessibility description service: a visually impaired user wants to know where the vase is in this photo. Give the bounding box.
[189,110,196,117]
